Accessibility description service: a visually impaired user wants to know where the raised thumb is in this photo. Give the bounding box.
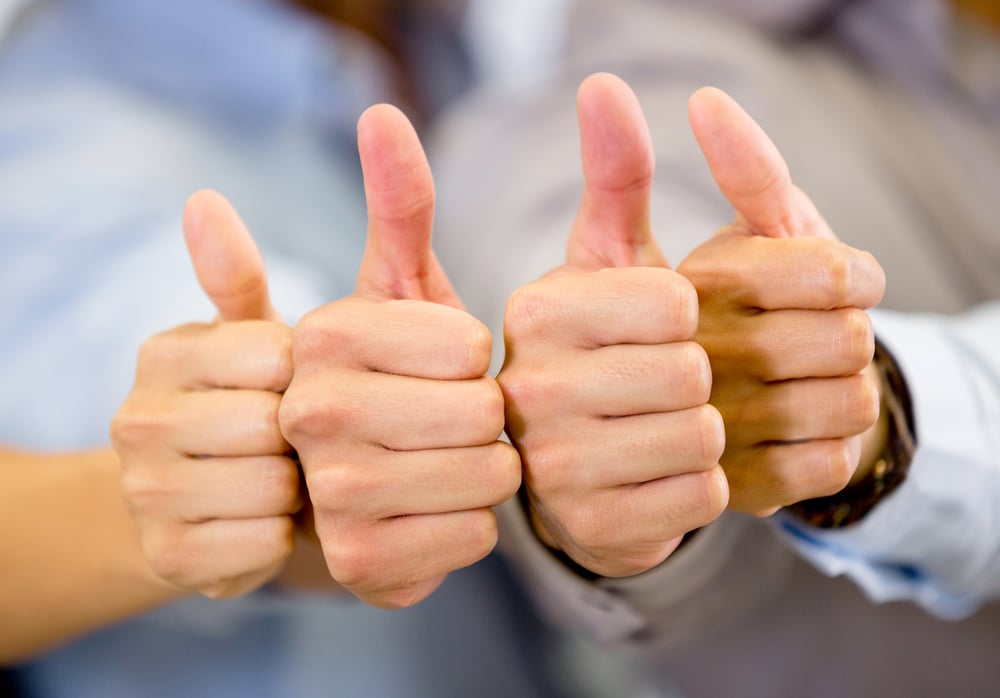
[687,87,834,239]
[182,190,279,322]
[567,72,668,271]
[354,103,463,308]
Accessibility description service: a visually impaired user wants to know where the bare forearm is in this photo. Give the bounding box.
[0,448,186,664]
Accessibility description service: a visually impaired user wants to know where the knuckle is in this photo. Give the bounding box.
[822,439,858,495]
[865,250,888,301]
[678,342,713,405]
[257,516,296,555]
[293,304,354,363]
[120,466,171,514]
[465,508,500,558]
[463,318,493,376]
[200,582,251,601]
[561,503,614,553]
[640,269,699,339]
[110,404,163,450]
[279,385,350,443]
[373,582,437,610]
[603,543,682,578]
[475,379,507,440]
[474,443,522,504]
[135,330,183,371]
[490,443,523,501]
[744,328,780,375]
[263,325,294,391]
[325,539,376,590]
[259,458,302,510]
[276,387,307,441]
[307,464,368,515]
[698,465,731,521]
[839,309,875,369]
[498,366,559,418]
[142,527,191,586]
[522,441,572,495]
[504,283,551,340]
[821,245,854,305]
[846,373,881,431]
[651,469,726,533]
[663,274,700,337]
[251,391,285,445]
[694,404,727,465]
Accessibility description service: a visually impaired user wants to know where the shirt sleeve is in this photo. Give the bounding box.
[496,501,796,649]
[435,0,1000,644]
[775,303,1000,618]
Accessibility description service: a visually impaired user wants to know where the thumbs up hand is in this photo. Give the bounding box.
[676,88,886,516]
[498,74,729,578]
[278,105,520,609]
[112,190,302,599]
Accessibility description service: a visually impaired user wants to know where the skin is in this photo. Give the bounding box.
[7,99,505,661]
[0,447,183,664]
[278,104,521,609]
[113,191,312,599]
[678,87,887,516]
[499,75,888,578]
[498,74,730,579]
[8,73,889,662]
[4,191,323,663]
[116,104,520,613]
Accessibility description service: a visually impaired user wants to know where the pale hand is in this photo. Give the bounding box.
[112,191,302,598]
[278,104,520,609]
[499,74,729,579]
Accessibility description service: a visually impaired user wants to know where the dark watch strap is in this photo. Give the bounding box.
[785,338,917,529]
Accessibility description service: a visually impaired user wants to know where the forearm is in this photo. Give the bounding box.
[0,448,187,664]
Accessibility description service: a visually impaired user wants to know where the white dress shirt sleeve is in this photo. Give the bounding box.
[776,303,1000,618]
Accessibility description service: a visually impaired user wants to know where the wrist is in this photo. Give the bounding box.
[851,361,891,485]
[785,338,916,528]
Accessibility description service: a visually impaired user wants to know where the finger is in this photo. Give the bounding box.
[519,405,724,493]
[503,342,710,420]
[183,190,280,321]
[137,321,293,392]
[682,234,885,310]
[717,374,880,445]
[355,104,462,307]
[549,466,728,578]
[725,437,861,513]
[168,390,288,456]
[321,509,498,608]
[123,455,303,522]
[293,297,490,380]
[306,441,520,519]
[198,564,289,600]
[283,372,504,451]
[567,73,668,271]
[687,87,835,239]
[701,307,875,382]
[503,267,697,351]
[142,516,294,592]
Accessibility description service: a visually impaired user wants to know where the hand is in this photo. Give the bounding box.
[498,74,729,578]
[676,87,887,516]
[278,104,520,609]
[112,191,302,598]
